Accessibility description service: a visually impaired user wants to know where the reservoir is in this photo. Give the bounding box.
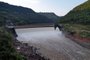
[16,27,90,60]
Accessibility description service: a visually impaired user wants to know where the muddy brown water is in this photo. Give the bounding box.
[16,27,90,60]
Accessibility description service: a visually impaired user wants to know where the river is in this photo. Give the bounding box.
[16,27,90,60]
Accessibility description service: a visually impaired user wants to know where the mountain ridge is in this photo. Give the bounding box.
[38,12,60,22]
[0,2,53,26]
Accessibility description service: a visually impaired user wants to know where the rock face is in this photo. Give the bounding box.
[0,2,53,26]
[60,0,90,25]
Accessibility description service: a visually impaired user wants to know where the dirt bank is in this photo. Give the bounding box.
[65,33,90,49]
[15,24,53,29]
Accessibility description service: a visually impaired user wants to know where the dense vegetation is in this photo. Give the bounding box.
[0,2,53,26]
[60,0,90,25]
[38,13,60,22]
[0,27,26,60]
[60,0,90,38]
[62,24,90,38]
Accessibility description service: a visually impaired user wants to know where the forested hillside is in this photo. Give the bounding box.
[0,2,53,26]
[38,13,60,22]
[60,0,90,25]
[59,0,90,38]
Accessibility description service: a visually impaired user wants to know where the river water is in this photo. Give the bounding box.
[16,27,90,60]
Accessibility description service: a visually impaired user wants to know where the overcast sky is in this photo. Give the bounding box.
[0,0,87,16]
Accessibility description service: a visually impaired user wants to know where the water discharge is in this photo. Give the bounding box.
[16,27,90,60]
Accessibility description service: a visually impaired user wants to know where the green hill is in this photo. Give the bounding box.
[59,0,90,38]
[60,0,90,25]
[38,12,60,22]
[0,2,53,26]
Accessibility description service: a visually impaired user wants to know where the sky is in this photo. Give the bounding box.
[0,0,87,16]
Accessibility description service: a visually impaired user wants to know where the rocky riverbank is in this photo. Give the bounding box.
[0,27,50,60]
[13,38,50,60]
